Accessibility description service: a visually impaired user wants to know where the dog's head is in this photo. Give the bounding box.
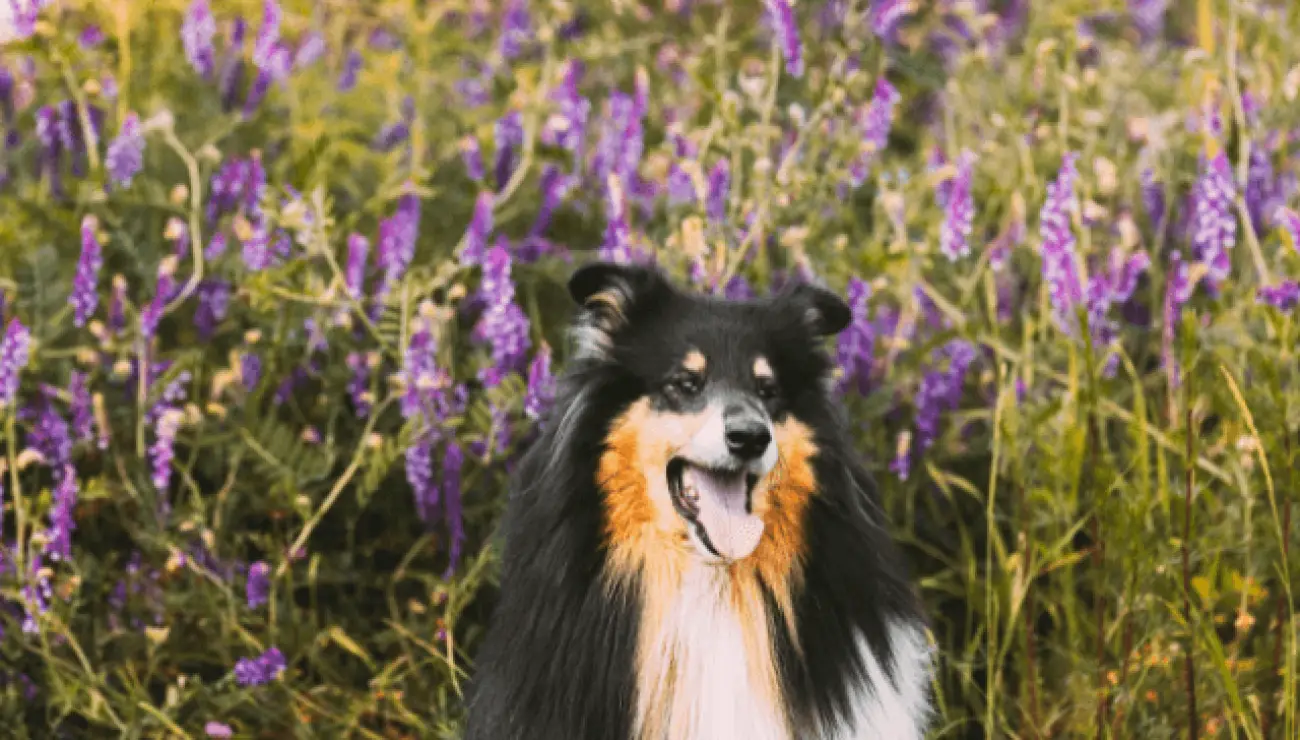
[565,261,851,566]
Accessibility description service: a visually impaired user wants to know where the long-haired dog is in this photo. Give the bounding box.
[463,262,934,739]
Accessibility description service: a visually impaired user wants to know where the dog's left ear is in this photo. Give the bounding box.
[786,282,852,337]
[566,260,670,360]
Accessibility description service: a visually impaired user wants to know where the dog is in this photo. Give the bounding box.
[463,261,934,740]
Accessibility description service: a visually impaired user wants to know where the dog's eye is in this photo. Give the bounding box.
[668,375,702,397]
[756,379,779,401]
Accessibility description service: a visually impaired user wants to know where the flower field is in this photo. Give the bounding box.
[1,0,1299,737]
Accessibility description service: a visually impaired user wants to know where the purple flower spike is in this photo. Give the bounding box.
[1271,206,1300,253]
[849,79,901,187]
[0,319,32,407]
[338,50,363,91]
[1190,153,1237,291]
[472,245,532,385]
[407,434,437,524]
[150,407,182,492]
[442,442,465,576]
[204,722,234,738]
[1039,152,1084,333]
[245,561,270,609]
[195,280,231,339]
[870,0,914,41]
[461,136,485,181]
[764,0,804,78]
[69,370,93,444]
[706,159,731,225]
[45,465,78,562]
[372,121,410,152]
[234,646,286,686]
[524,344,555,420]
[344,234,370,298]
[498,0,533,61]
[939,151,976,261]
[1140,168,1165,229]
[182,0,218,77]
[1259,282,1300,311]
[836,277,875,396]
[494,111,524,190]
[70,215,103,327]
[105,112,145,188]
[461,191,494,265]
[346,352,371,416]
[294,32,326,69]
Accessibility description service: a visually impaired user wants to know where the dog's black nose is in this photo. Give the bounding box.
[725,420,772,460]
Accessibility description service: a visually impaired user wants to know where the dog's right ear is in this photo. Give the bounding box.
[567,261,667,362]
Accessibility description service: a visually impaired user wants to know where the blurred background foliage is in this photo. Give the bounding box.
[1,0,1299,738]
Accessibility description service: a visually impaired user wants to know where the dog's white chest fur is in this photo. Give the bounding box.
[633,564,933,740]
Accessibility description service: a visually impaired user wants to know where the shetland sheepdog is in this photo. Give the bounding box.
[463,262,934,740]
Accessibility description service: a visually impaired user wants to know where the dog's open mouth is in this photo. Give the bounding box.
[667,458,763,561]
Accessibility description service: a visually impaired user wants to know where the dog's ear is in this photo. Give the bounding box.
[566,261,669,361]
[785,281,852,337]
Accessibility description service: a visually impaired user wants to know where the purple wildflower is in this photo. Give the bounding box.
[109,275,128,334]
[592,90,645,189]
[344,234,369,298]
[461,191,494,265]
[140,262,177,340]
[346,352,371,416]
[241,353,262,391]
[45,465,78,561]
[723,275,756,300]
[182,0,218,77]
[104,112,145,188]
[498,0,532,61]
[372,121,410,152]
[234,646,286,686]
[442,441,465,576]
[1277,207,1300,252]
[150,407,182,492]
[461,136,485,181]
[69,371,93,444]
[1246,146,1278,232]
[195,280,231,339]
[204,722,234,739]
[241,219,273,271]
[473,245,532,385]
[0,319,32,407]
[599,175,635,264]
[294,32,326,69]
[1140,168,1165,229]
[1190,153,1237,290]
[338,49,362,91]
[1039,152,1084,333]
[666,164,696,205]
[706,160,730,225]
[836,277,875,396]
[913,339,977,456]
[70,215,103,327]
[870,0,914,42]
[1130,0,1168,41]
[245,561,270,609]
[542,60,591,161]
[764,0,805,78]
[1259,282,1300,311]
[939,151,976,261]
[528,165,572,241]
[849,79,900,187]
[524,344,556,420]
[35,105,63,196]
[407,435,437,524]
[493,111,524,190]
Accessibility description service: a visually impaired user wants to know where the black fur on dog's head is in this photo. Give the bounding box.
[464,261,927,740]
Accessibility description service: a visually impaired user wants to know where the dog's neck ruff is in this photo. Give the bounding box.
[632,561,789,740]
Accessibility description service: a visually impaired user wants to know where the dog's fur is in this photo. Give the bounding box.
[463,262,934,739]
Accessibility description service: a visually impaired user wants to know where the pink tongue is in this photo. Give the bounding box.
[685,467,764,560]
